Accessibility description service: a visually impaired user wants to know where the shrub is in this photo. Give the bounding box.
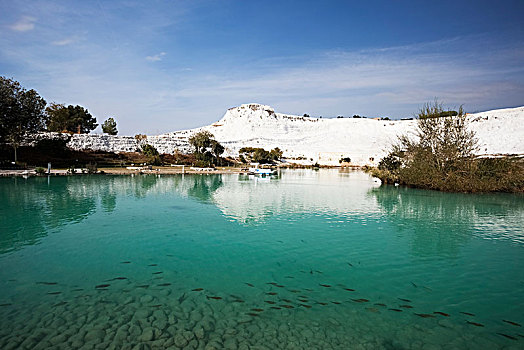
[339,157,351,164]
[35,167,46,175]
[86,162,98,174]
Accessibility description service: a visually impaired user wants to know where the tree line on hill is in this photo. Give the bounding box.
[1,76,118,162]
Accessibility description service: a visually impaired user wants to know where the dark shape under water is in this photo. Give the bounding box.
[158,283,171,287]
[374,303,387,307]
[343,288,355,292]
[460,311,475,316]
[206,296,222,300]
[106,277,127,281]
[414,313,435,318]
[466,321,484,327]
[53,301,67,307]
[95,284,110,289]
[331,301,341,305]
[399,305,413,309]
[36,282,58,285]
[351,298,369,303]
[245,283,254,287]
[251,308,264,312]
[148,264,158,266]
[503,320,522,327]
[264,301,276,304]
[270,306,282,310]
[281,299,292,303]
[191,288,203,291]
[47,292,61,295]
[137,285,149,289]
[299,304,312,309]
[316,302,329,306]
[152,271,163,275]
[434,311,450,317]
[497,333,518,341]
[246,313,259,317]
[319,284,331,288]
[151,304,162,307]
[266,292,277,296]
[398,298,411,303]
[347,262,353,267]
[281,305,294,309]
[232,299,245,303]
[389,308,402,312]
[0,303,13,306]
[121,261,131,264]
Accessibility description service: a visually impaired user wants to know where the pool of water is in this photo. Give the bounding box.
[0,170,523,349]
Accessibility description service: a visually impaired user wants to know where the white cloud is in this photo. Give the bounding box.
[145,52,166,62]
[10,16,36,32]
[51,38,76,46]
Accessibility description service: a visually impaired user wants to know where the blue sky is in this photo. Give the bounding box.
[1,0,523,135]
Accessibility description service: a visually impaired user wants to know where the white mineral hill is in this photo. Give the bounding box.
[67,103,524,166]
[166,103,524,165]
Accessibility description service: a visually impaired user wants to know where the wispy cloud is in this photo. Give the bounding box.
[9,16,36,32]
[51,37,77,46]
[146,52,166,62]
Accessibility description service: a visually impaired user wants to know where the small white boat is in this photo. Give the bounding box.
[248,163,277,176]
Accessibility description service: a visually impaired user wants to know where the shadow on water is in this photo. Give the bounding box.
[368,185,524,257]
[186,174,223,203]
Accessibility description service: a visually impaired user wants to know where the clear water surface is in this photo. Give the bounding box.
[0,170,523,350]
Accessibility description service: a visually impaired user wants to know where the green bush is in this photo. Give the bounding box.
[35,167,46,175]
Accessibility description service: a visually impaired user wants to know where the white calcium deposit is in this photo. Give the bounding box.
[65,103,524,166]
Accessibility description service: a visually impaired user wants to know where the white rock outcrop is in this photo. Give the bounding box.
[64,103,524,166]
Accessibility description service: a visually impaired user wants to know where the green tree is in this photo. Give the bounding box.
[188,131,224,166]
[0,76,47,162]
[140,144,161,165]
[46,104,98,133]
[102,117,118,135]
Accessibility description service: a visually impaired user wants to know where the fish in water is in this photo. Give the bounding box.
[351,298,369,303]
[158,283,171,287]
[503,320,522,327]
[299,304,312,309]
[374,303,387,307]
[304,288,313,292]
[53,301,68,307]
[276,240,284,243]
[285,276,294,279]
[460,311,475,316]
[251,308,264,312]
[137,285,149,289]
[399,305,413,309]
[148,264,158,266]
[275,284,284,288]
[47,292,62,295]
[280,305,294,309]
[298,299,308,303]
[466,321,484,327]
[496,333,517,341]
[331,301,341,305]
[0,303,13,307]
[398,298,411,303]
[414,313,435,318]
[191,288,203,291]
[151,304,162,307]
[347,262,353,267]
[282,299,292,303]
[389,308,403,312]
[245,283,254,287]
[366,307,379,313]
[319,284,331,288]
[106,277,127,281]
[206,296,222,300]
[95,284,110,289]
[266,292,277,295]
[289,290,300,293]
[411,282,417,288]
[343,288,355,292]
[246,313,259,317]
[121,261,131,264]
[166,254,174,257]
[178,293,187,304]
[232,299,245,303]
[72,288,84,292]
[264,301,276,304]
[36,282,58,285]
[270,306,282,310]
[317,302,329,306]
[267,282,278,286]
[152,272,163,275]
[434,312,450,317]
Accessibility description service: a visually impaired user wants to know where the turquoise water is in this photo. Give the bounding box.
[0,170,523,349]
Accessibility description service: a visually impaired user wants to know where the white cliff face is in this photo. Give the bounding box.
[65,103,524,166]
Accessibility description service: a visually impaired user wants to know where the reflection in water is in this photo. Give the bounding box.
[369,185,524,257]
